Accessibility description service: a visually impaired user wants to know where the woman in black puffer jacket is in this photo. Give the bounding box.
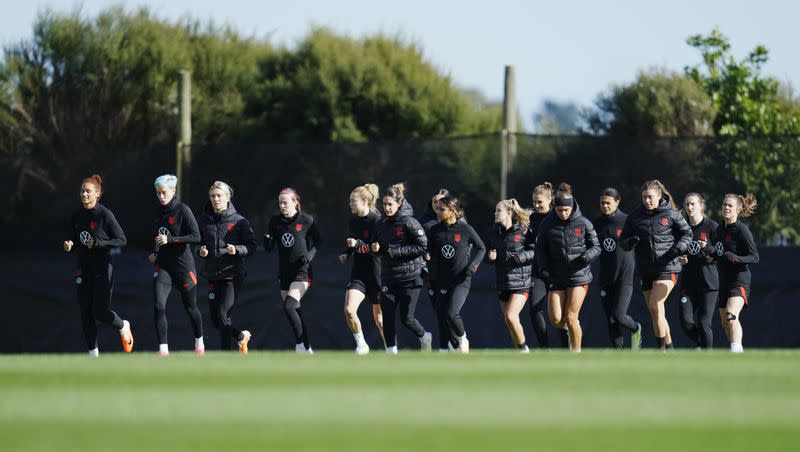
[536,183,600,352]
[485,198,536,352]
[197,181,257,353]
[370,183,432,354]
[620,179,692,350]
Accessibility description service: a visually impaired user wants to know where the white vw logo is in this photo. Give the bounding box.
[281,233,295,247]
[688,241,701,255]
[441,245,456,259]
[158,227,170,237]
[715,242,725,256]
[209,293,216,300]
[602,238,616,252]
[600,290,606,297]
[79,231,91,245]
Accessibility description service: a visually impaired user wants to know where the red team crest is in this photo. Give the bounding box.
[295,223,303,232]
[514,234,522,242]
[89,221,96,231]
[361,230,370,239]
[616,228,622,238]
[700,232,708,241]
[660,217,670,227]
[226,223,235,231]
[454,233,462,243]
[574,228,582,237]
[168,216,175,225]
[395,225,404,237]
[725,234,732,243]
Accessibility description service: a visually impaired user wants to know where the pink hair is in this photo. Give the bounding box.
[279,187,301,211]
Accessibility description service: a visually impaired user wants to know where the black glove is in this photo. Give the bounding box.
[663,247,680,260]
[629,236,640,246]
[506,251,522,265]
[263,233,273,252]
[724,251,739,263]
[539,269,550,284]
[579,254,589,265]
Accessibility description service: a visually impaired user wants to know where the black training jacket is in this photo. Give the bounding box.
[529,210,549,278]
[681,217,719,290]
[593,209,636,287]
[620,196,692,275]
[153,197,200,273]
[712,220,759,288]
[373,200,427,286]
[197,202,257,280]
[69,203,127,269]
[341,211,381,284]
[427,219,486,289]
[485,221,536,291]
[536,199,600,287]
[265,211,321,277]
[418,206,439,233]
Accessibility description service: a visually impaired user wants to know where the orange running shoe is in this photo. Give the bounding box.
[238,330,251,354]
[120,320,134,353]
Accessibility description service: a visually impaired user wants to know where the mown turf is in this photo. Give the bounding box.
[1,350,798,451]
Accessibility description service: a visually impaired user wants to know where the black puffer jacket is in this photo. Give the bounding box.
[620,196,692,275]
[485,221,536,291]
[196,202,257,280]
[536,199,600,287]
[529,210,550,278]
[373,200,427,286]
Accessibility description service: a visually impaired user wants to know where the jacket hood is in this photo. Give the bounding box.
[556,198,582,222]
[159,196,180,213]
[386,199,414,219]
[203,200,238,218]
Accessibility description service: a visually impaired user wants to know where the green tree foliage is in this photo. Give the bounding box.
[585,69,716,136]
[686,29,800,243]
[245,27,501,142]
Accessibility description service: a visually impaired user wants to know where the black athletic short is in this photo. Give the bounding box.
[549,282,589,292]
[641,272,677,292]
[497,289,529,303]
[347,279,381,304]
[279,270,312,291]
[718,284,750,309]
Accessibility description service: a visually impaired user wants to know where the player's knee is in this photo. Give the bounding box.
[725,311,737,322]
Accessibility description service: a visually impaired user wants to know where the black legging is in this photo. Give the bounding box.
[428,282,459,349]
[76,262,124,349]
[528,277,550,348]
[435,280,471,338]
[678,285,718,348]
[153,269,203,344]
[380,284,424,347]
[599,281,638,349]
[208,279,245,350]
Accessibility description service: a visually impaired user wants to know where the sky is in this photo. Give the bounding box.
[1,0,798,130]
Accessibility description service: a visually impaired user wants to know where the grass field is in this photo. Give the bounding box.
[1,350,798,451]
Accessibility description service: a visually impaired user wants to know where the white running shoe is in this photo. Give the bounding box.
[420,332,433,352]
[520,345,530,354]
[355,344,370,355]
[386,346,398,355]
[459,334,470,354]
[731,343,744,353]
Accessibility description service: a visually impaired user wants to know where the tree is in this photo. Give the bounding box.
[584,69,716,136]
[686,28,800,243]
[533,100,582,134]
[245,27,502,143]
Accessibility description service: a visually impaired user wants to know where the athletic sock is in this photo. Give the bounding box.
[386,345,398,354]
[353,331,366,346]
[195,337,205,350]
[517,341,528,349]
[283,296,303,343]
[666,342,674,350]
[730,343,744,353]
[159,343,169,354]
[657,336,667,350]
[88,348,99,357]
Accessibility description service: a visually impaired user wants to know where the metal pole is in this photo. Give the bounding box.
[178,70,192,199]
[503,65,518,167]
[500,129,508,200]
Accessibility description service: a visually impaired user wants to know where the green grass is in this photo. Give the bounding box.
[1,350,798,451]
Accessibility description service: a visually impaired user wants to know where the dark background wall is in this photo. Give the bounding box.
[2,247,797,353]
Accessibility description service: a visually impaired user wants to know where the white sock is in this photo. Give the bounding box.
[731,343,744,353]
[159,343,169,354]
[386,345,398,354]
[353,332,366,345]
[295,343,306,352]
[88,348,99,357]
[458,334,467,345]
[195,337,205,349]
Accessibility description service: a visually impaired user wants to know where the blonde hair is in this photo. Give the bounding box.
[725,193,757,218]
[556,182,573,198]
[352,183,379,213]
[641,179,675,209]
[499,198,530,228]
[209,181,233,198]
[532,182,554,200]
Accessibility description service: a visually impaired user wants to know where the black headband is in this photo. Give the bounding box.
[554,197,573,207]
